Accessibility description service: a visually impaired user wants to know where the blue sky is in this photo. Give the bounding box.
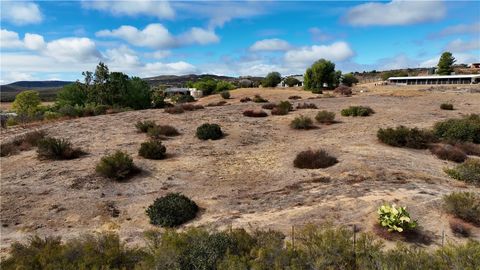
[1,0,479,84]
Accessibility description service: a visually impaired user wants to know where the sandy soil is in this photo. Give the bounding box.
[1,86,480,254]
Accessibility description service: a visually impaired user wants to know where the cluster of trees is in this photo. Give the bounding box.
[186,78,236,95]
[57,62,151,110]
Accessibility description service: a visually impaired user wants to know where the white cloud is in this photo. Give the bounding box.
[146,50,171,59]
[375,54,420,70]
[284,41,355,67]
[0,29,23,48]
[104,45,142,68]
[96,23,219,49]
[345,0,446,26]
[96,24,175,49]
[44,37,101,62]
[142,61,197,77]
[24,33,45,50]
[250,38,291,51]
[82,0,175,20]
[0,72,34,84]
[445,39,480,52]
[430,22,480,38]
[1,1,43,25]
[420,53,480,67]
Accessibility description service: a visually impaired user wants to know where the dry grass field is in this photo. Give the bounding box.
[1,86,479,254]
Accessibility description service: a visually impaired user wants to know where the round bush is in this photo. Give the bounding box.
[96,151,137,180]
[341,106,374,117]
[315,111,335,124]
[293,149,338,169]
[146,193,199,227]
[37,137,84,160]
[433,114,480,143]
[290,115,314,129]
[243,110,268,117]
[135,120,156,133]
[196,123,223,140]
[139,140,166,160]
[440,103,454,110]
[220,91,231,99]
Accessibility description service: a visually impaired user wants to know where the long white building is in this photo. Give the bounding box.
[388,74,480,85]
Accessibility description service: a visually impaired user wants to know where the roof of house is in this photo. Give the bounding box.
[388,74,480,80]
[164,87,191,93]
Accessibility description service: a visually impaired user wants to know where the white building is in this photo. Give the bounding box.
[388,74,480,85]
[278,75,304,87]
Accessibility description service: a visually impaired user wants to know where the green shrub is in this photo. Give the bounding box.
[315,110,335,124]
[139,140,166,160]
[290,115,314,129]
[147,125,180,139]
[0,233,144,270]
[44,111,62,120]
[445,158,480,185]
[243,110,268,117]
[296,102,318,109]
[171,94,194,104]
[433,114,480,143]
[220,91,231,99]
[443,192,480,225]
[429,144,467,163]
[96,151,137,180]
[93,104,110,115]
[377,204,417,233]
[58,104,80,117]
[252,94,268,103]
[37,137,84,160]
[341,106,374,117]
[196,123,223,140]
[6,117,18,126]
[294,149,338,169]
[12,90,41,116]
[146,193,198,227]
[135,120,156,133]
[277,100,292,112]
[0,143,17,157]
[377,126,435,149]
[440,103,454,110]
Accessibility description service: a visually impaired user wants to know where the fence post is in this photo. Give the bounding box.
[292,225,295,250]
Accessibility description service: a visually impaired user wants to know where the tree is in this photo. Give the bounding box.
[342,73,359,87]
[193,78,218,95]
[303,59,337,91]
[262,72,282,87]
[215,81,235,92]
[284,77,300,87]
[437,52,456,75]
[56,82,88,107]
[12,90,41,116]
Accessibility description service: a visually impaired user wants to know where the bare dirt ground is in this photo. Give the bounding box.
[1,86,480,255]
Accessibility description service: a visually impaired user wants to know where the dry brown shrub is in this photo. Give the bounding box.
[243,110,268,117]
[449,218,473,237]
[429,144,467,163]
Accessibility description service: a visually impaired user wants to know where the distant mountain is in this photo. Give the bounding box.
[0,80,73,102]
[143,74,239,87]
[3,80,73,89]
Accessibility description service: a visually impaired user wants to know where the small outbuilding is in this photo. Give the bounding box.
[164,87,203,99]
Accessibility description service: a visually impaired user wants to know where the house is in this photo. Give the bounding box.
[277,75,304,87]
[164,87,203,99]
[388,74,480,85]
[469,63,480,69]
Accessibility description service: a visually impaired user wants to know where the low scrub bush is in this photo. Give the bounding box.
[139,140,166,160]
[135,120,156,133]
[164,105,184,114]
[271,106,289,115]
[0,143,17,157]
[440,103,454,110]
[449,218,473,237]
[433,114,480,143]
[290,115,314,129]
[288,95,302,100]
[315,110,335,124]
[341,106,374,117]
[377,126,435,149]
[146,193,198,227]
[44,111,62,121]
[243,110,268,117]
[6,117,17,127]
[444,158,480,185]
[196,123,223,140]
[96,151,138,180]
[37,137,84,160]
[58,104,80,117]
[206,101,228,107]
[181,103,204,111]
[278,100,293,111]
[1,130,47,156]
[430,144,467,163]
[261,103,276,110]
[454,142,480,156]
[294,149,338,169]
[377,204,417,233]
[170,94,194,104]
[333,85,352,96]
[240,97,251,103]
[147,125,180,138]
[296,102,318,109]
[220,91,231,99]
[443,192,480,225]
[252,94,268,103]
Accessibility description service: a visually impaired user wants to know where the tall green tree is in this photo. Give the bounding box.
[304,59,337,91]
[437,52,456,75]
[284,77,300,87]
[262,72,282,87]
[12,90,41,116]
[342,73,359,87]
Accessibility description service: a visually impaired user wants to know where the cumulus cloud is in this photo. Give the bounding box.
[345,0,446,26]
[284,41,355,67]
[0,29,23,48]
[24,33,45,50]
[1,1,43,25]
[250,38,291,51]
[445,39,480,52]
[96,24,219,49]
[82,0,175,20]
[44,37,101,62]
[430,22,480,38]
